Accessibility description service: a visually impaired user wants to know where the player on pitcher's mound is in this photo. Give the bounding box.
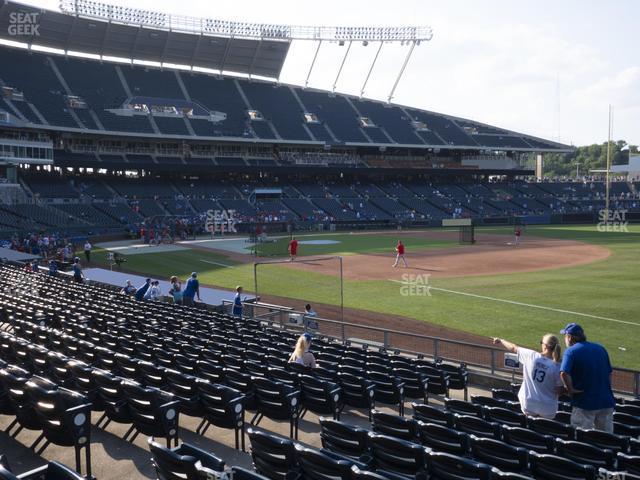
[288,237,298,261]
[393,239,408,267]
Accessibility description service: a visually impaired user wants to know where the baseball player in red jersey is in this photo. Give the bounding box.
[515,226,522,246]
[288,237,298,261]
[393,240,408,267]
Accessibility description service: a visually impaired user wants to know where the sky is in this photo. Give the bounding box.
[13,0,640,146]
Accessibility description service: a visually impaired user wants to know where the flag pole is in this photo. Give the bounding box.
[605,105,612,225]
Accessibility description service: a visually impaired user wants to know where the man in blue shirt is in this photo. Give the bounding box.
[182,272,200,307]
[232,286,243,318]
[134,278,151,301]
[560,323,615,432]
[72,257,83,283]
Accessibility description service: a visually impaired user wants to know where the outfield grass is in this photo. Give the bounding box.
[94,224,640,369]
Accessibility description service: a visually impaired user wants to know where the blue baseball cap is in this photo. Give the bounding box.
[560,323,584,335]
[302,333,313,342]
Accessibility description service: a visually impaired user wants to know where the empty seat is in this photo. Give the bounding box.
[617,452,640,476]
[393,367,429,404]
[555,439,615,470]
[247,428,297,480]
[366,371,405,416]
[294,445,354,480]
[528,417,575,440]
[453,414,501,439]
[529,452,596,480]
[0,459,85,480]
[425,450,492,480]
[337,372,375,420]
[438,363,469,400]
[371,410,418,441]
[120,380,180,447]
[492,388,519,402]
[250,377,300,439]
[482,406,527,427]
[469,436,528,473]
[299,374,343,420]
[319,418,371,461]
[412,403,455,427]
[230,466,272,480]
[414,364,449,400]
[417,421,470,455]
[149,438,226,480]
[445,398,483,417]
[368,433,427,478]
[196,380,246,450]
[575,429,630,454]
[501,426,555,454]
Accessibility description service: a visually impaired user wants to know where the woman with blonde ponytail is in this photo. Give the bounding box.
[493,333,563,419]
[288,333,316,368]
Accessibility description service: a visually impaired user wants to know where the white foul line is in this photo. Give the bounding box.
[199,259,233,268]
[388,279,639,326]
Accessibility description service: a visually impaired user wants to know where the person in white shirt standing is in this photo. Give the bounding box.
[84,240,92,263]
[493,334,563,419]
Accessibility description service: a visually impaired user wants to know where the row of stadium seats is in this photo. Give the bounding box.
[0,264,639,479]
[0,45,563,150]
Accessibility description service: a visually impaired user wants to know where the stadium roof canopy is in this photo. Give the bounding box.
[0,0,291,77]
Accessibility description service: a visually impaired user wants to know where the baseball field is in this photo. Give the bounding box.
[93,224,640,370]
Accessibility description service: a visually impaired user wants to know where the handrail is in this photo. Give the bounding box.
[243,301,640,396]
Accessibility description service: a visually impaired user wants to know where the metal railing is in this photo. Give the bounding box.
[237,301,640,396]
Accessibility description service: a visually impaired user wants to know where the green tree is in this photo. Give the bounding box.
[543,141,638,178]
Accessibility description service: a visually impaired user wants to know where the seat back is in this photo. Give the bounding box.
[252,377,299,421]
[501,426,555,454]
[295,445,353,480]
[482,406,528,427]
[575,429,630,454]
[469,436,529,473]
[368,433,426,477]
[529,417,575,440]
[412,403,454,427]
[319,418,370,459]
[247,428,297,480]
[555,439,615,469]
[529,452,596,480]
[149,439,202,480]
[617,452,640,476]
[445,398,482,416]
[417,422,469,455]
[453,414,501,439]
[425,450,492,480]
[300,375,342,417]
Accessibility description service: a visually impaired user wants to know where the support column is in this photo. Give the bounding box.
[535,153,544,180]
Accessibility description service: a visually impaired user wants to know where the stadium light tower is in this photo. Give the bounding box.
[60,0,433,101]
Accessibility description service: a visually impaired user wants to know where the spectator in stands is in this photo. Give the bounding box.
[168,276,182,304]
[30,259,39,272]
[559,323,615,432]
[288,333,316,368]
[134,278,151,301]
[232,286,244,318]
[182,272,200,306]
[48,260,58,277]
[304,303,317,318]
[144,280,161,301]
[72,257,84,283]
[84,240,92,263]
[493,334,562,419]
[120,280,136,295]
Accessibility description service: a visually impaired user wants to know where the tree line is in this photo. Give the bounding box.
[543,140,638,178]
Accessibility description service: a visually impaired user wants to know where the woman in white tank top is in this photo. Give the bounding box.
[493,334,563,419]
